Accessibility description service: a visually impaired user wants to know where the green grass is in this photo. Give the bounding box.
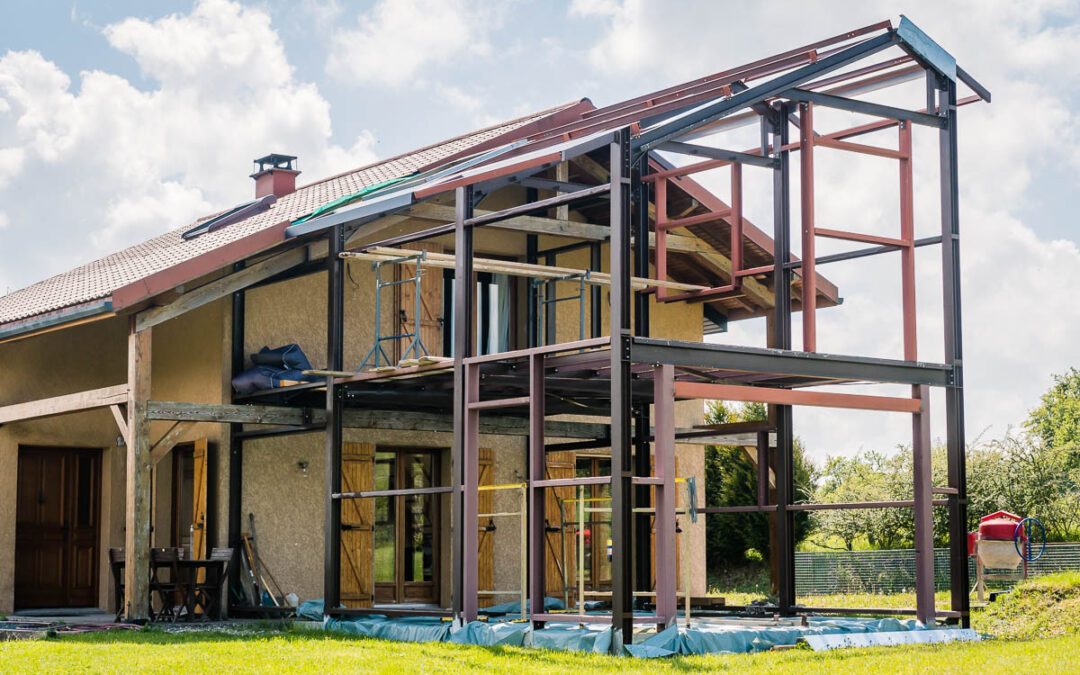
[3,628,1080,674]
[973,571,1080,639]
[6,572,1080,674]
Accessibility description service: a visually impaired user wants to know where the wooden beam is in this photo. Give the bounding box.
[135,242,322,332]
[149,420,196,466]
[145,400,609,439]
[0,384,128,425]
[404,202,610,241]
[110,404,130,448]
[124,326,152,621]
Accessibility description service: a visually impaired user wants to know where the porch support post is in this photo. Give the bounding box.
[609,129,634,648]
[227,261,245,615]
[653,364,677,627]
[912,385,935,624]
[770,103,796,615]
[937,75,970,627]
[528,352,546,627]
[323,224,345,617]
[451,185,475,624]
[123,322,152,622]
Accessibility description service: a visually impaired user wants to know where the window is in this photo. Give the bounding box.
[443,271,513,357]
[372,449,440,605]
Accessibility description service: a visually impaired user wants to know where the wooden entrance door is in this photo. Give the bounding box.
[14,447,101,609]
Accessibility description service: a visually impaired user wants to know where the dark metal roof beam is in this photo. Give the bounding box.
[656,140,778,168]
[781,88,946,128]
[635,31,899,153]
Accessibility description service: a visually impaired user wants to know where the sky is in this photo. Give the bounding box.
[0,0,1077,462]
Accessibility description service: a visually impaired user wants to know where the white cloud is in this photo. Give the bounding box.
[576,2,1080,457]
[435,84,500,128]
[325,0,497,87]
[0,0,377,289]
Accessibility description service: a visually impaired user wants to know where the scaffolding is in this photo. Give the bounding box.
[73,16,987,648]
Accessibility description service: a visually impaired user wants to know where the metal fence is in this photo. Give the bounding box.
[794,543,1080,595]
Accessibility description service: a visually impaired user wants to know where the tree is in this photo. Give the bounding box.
[703,401,816,572]
[1026,367,1080,451]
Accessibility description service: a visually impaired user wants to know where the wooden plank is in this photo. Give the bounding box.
[144,401,609,439]
[124,326,152,622]
[340,442,375,608]
[191,439,209,561]
[149,421,196,466]
[0,384,129,425]
[110,404,130,448]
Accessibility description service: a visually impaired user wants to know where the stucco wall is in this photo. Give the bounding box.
[0,298,228,614]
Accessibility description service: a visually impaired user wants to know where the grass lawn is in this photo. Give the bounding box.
[6,572,1080,673]
[3,629,1080,675]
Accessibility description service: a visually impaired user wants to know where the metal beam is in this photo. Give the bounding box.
[630,337,953,387]
[656,140,778,168]
[782,88,947,128]
[635,31,898,152]
[451,185,475,624]
[673,381,922,414]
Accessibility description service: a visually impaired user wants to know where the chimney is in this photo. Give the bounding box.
[251,153,300,199]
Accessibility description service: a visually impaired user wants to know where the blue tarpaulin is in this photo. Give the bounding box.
[306,598,940,658]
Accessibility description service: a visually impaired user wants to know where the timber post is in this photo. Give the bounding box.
[123,320,152,622]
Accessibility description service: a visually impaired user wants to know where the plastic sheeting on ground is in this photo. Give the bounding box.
[310,599,942,658]
[623,617,925,658]
[326,615,452,643]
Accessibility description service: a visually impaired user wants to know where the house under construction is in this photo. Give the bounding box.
[0,17,987,646]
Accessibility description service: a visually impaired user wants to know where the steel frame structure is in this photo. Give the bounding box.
[191,17,986,650]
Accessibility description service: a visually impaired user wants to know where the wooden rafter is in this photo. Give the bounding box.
[0,384,129,425]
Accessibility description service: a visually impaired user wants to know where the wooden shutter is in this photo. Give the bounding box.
[477,448,495,607]
[191,439,209,561]
[544,451,576,602]
[341,442,375,608]
[397,243,444,360]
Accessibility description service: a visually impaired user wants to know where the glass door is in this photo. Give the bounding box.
[373,450,440,604]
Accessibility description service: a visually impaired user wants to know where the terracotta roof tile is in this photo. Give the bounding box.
[0,103,576,326]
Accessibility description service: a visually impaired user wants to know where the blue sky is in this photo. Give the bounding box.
[0,0,1077,458]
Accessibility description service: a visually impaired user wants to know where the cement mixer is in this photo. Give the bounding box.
[969,511,1046,601]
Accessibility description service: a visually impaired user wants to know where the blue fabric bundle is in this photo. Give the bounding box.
[231,344,320,394]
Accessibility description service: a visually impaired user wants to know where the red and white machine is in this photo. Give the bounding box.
[968,511,1037,601]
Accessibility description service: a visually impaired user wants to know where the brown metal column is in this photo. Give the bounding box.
[912,385,935,624]
[462,361,480,621]
[653,364,677,626]
[323,224,345,618]
[528,352,546,628]
[798,101,817,352]
[609,129,634,647]
[451,185,475,624]
[771,103,796,615]
[937,76,970,627]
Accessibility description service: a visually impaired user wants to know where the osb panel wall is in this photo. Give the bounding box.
[0,299,229,614]
[240,428,525,606]
[243,261,392,373]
